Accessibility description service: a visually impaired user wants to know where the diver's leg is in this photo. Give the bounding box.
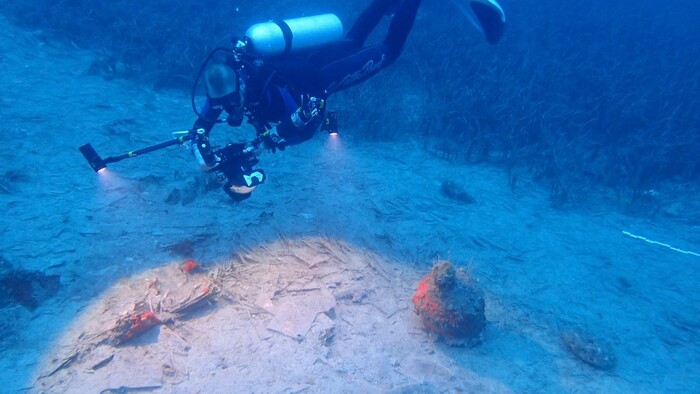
[346,0,402,46]
[319,0,421,93]
[383,0,421,63]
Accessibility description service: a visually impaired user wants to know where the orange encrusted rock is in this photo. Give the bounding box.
[181,259,199,274]
[412,261,485,346]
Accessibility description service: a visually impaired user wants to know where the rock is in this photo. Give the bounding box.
[440,180,475,204]
[661,201,683,218]
[561,329,615,370]
[310,312,336,345]
[412,261,485,346]
[0,265,61,310]
[164,189,181,204]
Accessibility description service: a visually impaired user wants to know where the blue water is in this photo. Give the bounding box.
[1,0,699,392]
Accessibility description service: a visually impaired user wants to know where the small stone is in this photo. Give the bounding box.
[164,189,181,204]
[561,329,615,370]
[440,180,475,204]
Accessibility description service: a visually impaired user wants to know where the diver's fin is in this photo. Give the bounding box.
[451,0,506,44]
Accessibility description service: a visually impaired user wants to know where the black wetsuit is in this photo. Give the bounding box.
[194,0,421,146]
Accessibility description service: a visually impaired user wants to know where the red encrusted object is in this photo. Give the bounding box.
[412,261,486,346]
[181,259,199,274]
[122,311,160,341]
[107,309,161,345]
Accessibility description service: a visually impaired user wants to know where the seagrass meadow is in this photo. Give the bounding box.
[2,0,698,218]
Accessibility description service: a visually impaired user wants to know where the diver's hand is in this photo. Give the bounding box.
[263,127,287,153]
[191,129,221,171]
[291,95,324,127]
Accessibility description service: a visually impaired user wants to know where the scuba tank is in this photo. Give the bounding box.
[243,14,344,57]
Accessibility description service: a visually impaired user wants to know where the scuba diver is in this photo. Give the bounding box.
[188,0,506,201]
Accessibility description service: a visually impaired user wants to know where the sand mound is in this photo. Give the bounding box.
[33,237,510,393]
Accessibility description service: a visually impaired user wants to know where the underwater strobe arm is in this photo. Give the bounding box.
[78,133,194,173]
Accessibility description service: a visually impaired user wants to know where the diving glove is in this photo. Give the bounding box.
[291,96,325,127]
[263,127,287,152]
[183,128,221,172]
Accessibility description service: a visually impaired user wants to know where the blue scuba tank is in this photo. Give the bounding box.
[243,14,344,57]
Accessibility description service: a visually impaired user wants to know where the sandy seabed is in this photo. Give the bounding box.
[1,16,699,394]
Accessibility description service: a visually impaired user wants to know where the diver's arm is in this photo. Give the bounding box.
[274,96,325,146]
[191,98,224,171]
[274,116,321,146]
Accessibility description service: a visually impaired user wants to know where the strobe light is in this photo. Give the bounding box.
[79,143,107,172]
